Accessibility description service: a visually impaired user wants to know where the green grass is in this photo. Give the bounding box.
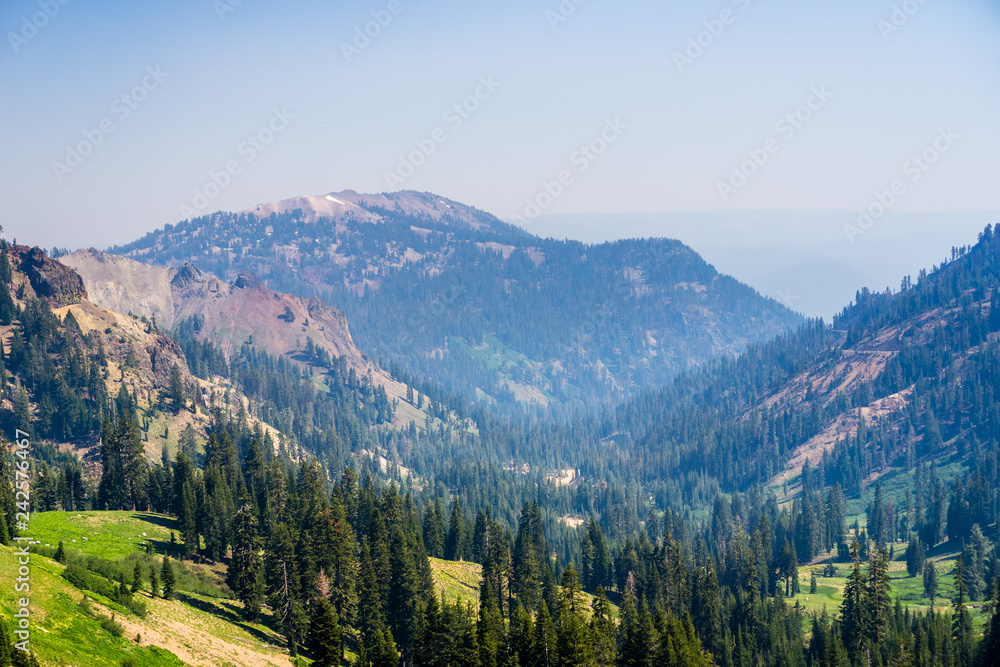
[429,557,620,618]
[792,539,991,632]
[0,545,185,666]
[3,511,299,666]
[29,511,178,559]
[430,558,482,609]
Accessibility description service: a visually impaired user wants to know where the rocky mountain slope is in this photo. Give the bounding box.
[59,249,432,430]
[0,245,287,467]
[596,226,1000,517]
[111,190,803,412]
[59,249,434,425]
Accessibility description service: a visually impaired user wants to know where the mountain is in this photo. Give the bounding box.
[3,230,999,667]
[0,245,286,469]
[584,226,1000,530]
[59,248,441,431]
[111,190,803,412]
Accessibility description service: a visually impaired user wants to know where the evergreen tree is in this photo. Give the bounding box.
[149,567,159,598]
[423,496,446,558]
[590,587,617,667]
[0,281,15,325]
[777,537,798,597]
[977,576,1000,667]
[905,535,926,577]
[864,546,891,648]
[923,560,938,608]
[357,627,400,667]
[446,498,465,561]
[557,564,591,667]
[131,561,143,594]
[179,478,199,558]
[308,598,342,667]
[478,580,503,667]
[168,363,185,414]
[953,555,974,665]
[161,555,176,600]
[530,600,558,667]
[228,496,264,621]
[839,540,867,661]
[512,501,547,612]
[618,598,657,667]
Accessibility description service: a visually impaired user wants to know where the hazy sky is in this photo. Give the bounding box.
[2,0,999,250]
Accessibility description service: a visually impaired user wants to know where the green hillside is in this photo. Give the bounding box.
[1,512,297,667]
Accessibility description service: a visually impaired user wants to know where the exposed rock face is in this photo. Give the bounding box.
[11,245,87,305]
[61,249,367,371]
[170,263,204,289]
[233,272,263,290]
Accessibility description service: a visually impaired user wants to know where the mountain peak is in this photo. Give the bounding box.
[238,189,511,234]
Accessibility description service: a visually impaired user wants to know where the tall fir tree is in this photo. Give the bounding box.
[161,555,176,600]
[228,496,264,621]
[308,598,342,667]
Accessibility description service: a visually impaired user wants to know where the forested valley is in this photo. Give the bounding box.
[3,226,1000,666]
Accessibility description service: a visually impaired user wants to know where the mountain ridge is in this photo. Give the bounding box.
[110,189,803,412]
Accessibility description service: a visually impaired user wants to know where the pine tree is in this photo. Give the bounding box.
[839,540,867,661]
[864,546,891,647]
[590,587,616,667]
[530,600,558,667]
[308,598,341,667]
[619,598,658,667]
[557,564,591,667]
[977,576,1000,667]
[227,496,264,621]
[478,580,503,667]
[905,535,925,577]
[131,561,143,594]
[423,496,446,558]
[266,521,302,654]
[168,363,185,414]
[923,561,938,608]
[952,555,974,665]
[990,289,1000,332]
[446,498,465,561]
[0,243,11,284]
[53,541,66,563]
[357,627,400,667]
[149,566,160,598]
[161,555,176,600]
[513,501,547,612]
[690,548,723,661]
[0,281,15,325]
[778,537,798,597]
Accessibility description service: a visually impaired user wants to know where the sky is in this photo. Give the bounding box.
[527,211,996,321]
[1,0,999,253]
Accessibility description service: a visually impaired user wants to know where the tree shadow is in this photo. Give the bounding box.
[130,513,179,531]
[175,592,286,647]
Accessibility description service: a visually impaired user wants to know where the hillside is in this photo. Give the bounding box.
[59,249,429,430]
[0,243,432,489]
[1,512,296,666]
[2,230,999,667]
[579,227,1000,557]
[0,244,288,469]
[110,190,802,413]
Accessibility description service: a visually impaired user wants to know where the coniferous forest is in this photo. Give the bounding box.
[2,225,1000,666]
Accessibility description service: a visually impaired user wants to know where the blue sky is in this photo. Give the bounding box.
[1,0,999,249]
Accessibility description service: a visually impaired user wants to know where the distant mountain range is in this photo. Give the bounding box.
[109,190,803,412]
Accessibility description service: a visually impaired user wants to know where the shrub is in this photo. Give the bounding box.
[100,616,124,638]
